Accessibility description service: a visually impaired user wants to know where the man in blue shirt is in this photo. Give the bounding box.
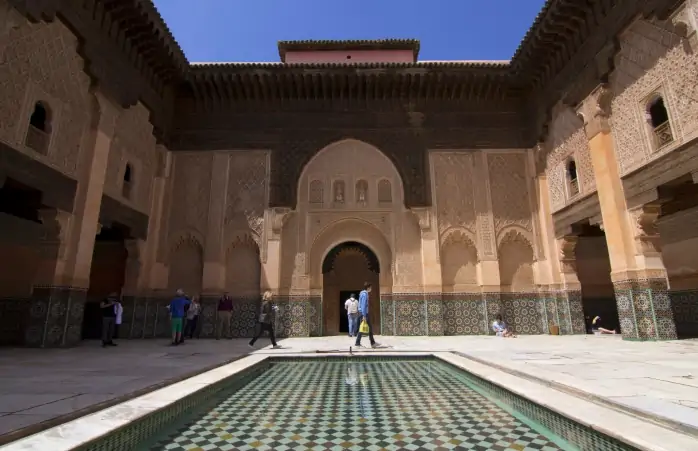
[169,289,191,346]
[355,282,378,348]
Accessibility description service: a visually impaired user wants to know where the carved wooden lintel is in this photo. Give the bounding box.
[577,83,613,139]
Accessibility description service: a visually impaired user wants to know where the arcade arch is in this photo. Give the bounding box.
[308,218,393,335]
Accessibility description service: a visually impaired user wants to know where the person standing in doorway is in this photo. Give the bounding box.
[184,295,201,339]
[216,291,233,340]
[169,289,190,346]
[355,282,379,348]
[100,293,119,348]
[249,291,281,349]
[113,298,123,339]
[345,293,360,337]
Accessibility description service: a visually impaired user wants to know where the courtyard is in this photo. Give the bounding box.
[1,335,697,447]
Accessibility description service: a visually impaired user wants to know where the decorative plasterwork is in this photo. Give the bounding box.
[629,203,662,256]
[577,83,613,139]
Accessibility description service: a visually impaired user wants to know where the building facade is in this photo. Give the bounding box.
[1,0,697,345]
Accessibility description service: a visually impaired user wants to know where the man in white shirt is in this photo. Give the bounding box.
[344,293,360,337]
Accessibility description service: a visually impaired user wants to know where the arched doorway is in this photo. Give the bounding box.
[322,242,381,335]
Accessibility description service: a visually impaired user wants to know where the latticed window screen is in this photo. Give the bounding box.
[309,180,323,204]
[378,179,392,203]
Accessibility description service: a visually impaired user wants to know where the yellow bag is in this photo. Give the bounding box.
[359,320,369,334]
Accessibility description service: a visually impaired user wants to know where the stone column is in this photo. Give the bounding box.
[410,207,443,336]
[27,90,119,347]
[555,236,586,335]
[473,152,500,330]
[201,152,230,293]
[261,208,291,293]
[143,146,172,291]
[578,84,678,340]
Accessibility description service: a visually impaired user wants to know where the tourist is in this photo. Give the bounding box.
[345,293,360,337]
[216,291,233,339]
[113,298,123,339]
[355,282,379,348]
[249,290,281,349]
[591,316,617,335]
[184,295,201,339]
[492,315,516,337]
[169,289,190,346]
[100,293,119,347]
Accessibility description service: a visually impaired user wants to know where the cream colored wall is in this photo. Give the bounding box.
[0,16,92,178]
[431,151,538,292]
[543,104,596,213]
[609,6,698,177]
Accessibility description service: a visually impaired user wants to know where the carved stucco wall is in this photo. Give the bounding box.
[104,103,159,215]
[544,103,596,212]
[431,152,478,291]
[610,14,698,176]
[164,153,212,289]
[488,152,534,241]
[224,152,268,252]
[286,139,409,291]
[0,17,91,178]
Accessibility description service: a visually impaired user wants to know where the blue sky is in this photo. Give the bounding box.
[154,0,547,62]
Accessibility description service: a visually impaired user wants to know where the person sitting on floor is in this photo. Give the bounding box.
[492,315,516,338]
[591,316,617,335]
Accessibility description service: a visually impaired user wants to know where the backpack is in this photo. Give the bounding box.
[347,299,358,314]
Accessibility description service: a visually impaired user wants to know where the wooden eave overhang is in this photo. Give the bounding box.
[183,61,524,104]
[278,39,421,62]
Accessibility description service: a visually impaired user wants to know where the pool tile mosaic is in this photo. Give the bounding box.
[146,360,568,450]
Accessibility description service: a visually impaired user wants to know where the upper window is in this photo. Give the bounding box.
[355,179,368,205]
[122,163,133,199]
[377,179,392,204]
[566,159,579,197]
[25,102,51,154]
[646,96,673,149]
[309,179,323,205]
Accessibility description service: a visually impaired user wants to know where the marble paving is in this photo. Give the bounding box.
[1,335,698,446]
[0,339,253,444]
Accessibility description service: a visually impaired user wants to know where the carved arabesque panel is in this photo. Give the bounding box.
[225,152,268,239]
[107,103,157,213]
[548,163,566,211]
[0,20,90,177]
[488,153,532,234]
[168,153,212,237]
[431,153,476,236]
[610,17,696,175]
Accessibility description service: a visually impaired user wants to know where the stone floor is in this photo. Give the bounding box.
[0,338,252,444]
[1,334,698,445]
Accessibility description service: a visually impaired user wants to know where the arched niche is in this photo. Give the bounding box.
[497,229,535,291]
[224,231,261,298]
[309,218,393,290]
[440,228,479,292]
[167,231,204,295]
[298,139,404,210]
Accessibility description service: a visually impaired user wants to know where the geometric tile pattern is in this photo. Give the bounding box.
[613,278,678,341]
[442,295,488,335]
[670,289,698,339]
[22,286,86,347]
[145,360,567,450]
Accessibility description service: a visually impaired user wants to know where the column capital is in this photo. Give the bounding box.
[91,89,121,136]
[577,83,613,139]
[409,207,432,233]
[628,203,662,256]
[269,207,293,240]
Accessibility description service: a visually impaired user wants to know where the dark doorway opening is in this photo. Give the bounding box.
[339,290,361,334]
[82,223,129,340]
[322,241,380,336]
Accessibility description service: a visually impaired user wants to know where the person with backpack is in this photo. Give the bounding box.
[345,293,360,337]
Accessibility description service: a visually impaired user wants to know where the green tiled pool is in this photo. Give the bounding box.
[83,357,637,451]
